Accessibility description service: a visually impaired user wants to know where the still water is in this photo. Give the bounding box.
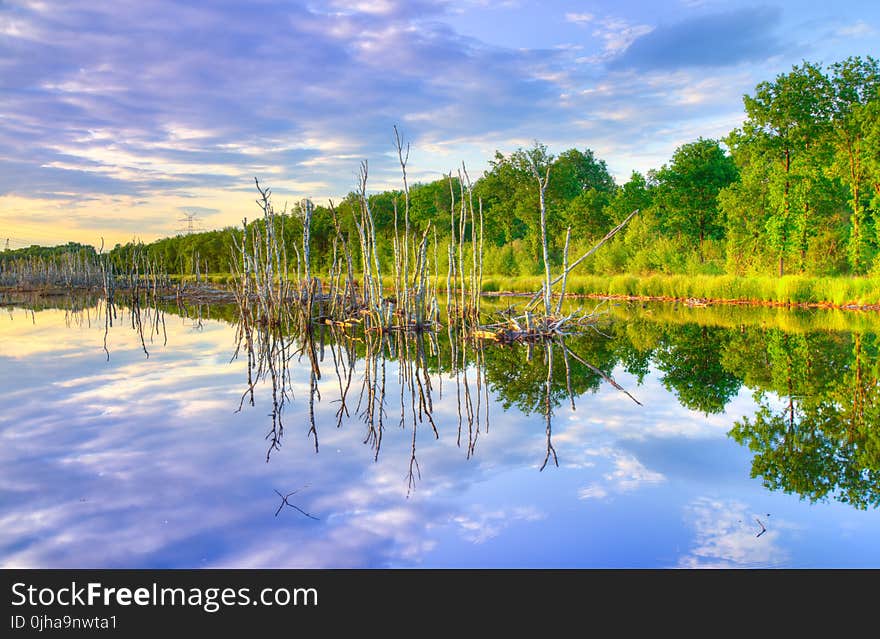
[2,294,879,567]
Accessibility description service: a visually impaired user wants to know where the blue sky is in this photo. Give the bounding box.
[1,0,878,247]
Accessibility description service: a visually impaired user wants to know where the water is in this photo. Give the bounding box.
[2,294,879,568]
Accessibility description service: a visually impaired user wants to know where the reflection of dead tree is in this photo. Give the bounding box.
[94,277,166,362]
[540,342,558,472]
[308,366,319,453]
[357,331,387,461]
[412,331,439,439]
[397,330,441,496]
[264,331,289,460]
[101,297,111,361]
[755,517,767,538]
[562,343,641,406]
[303,327,321,453]
[535,337,639,471]
[232,308,302,461]
[329,327,355,429]
[449,326,488,459]
[274,488,319,520]
[561,341,576,411]
[407,418,421,497]
[461,337,477,458]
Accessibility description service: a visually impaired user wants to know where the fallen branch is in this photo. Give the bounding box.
[526,209,639,311]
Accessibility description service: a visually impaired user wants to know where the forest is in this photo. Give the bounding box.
[5,56,879,294]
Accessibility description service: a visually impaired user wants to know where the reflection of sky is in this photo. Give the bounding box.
[2,306,880,568]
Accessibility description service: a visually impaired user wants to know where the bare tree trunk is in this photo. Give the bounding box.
[555,227,571,316]
[526,158,552,316]
[394,126,410,319]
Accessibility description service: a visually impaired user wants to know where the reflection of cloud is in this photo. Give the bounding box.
[6,305,874,568]
[566,365,756,442]
[565,13,594,25]
[578,485,608,500]
[679,498,789,568]
[451,507,544,544]
[0,305,557,567]
[608,455,665,491]
[578,450,665,500]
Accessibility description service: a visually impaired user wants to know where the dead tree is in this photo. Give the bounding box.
[526,155,552,316]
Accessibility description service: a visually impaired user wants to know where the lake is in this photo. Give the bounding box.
[2,292,879,568]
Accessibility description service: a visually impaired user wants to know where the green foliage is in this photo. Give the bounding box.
[653,138,738,259]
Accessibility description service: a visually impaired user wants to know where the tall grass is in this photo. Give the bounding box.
[478,273,880,306]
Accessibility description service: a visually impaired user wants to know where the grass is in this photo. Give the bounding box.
[166,271,880,307]
[480,273,880,307]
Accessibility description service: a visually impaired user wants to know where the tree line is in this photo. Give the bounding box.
[1,242,97,264]
[30,55,876,281]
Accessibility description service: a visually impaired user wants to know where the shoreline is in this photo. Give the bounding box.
[482,290,880,311]
[5,283,880,312]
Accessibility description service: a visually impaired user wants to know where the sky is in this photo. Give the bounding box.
[1,0,878,248]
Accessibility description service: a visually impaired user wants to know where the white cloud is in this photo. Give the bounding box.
[593,17,654,55]
[834,21,876,38]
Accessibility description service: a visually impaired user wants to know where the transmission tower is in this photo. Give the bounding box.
[177,210,200,235]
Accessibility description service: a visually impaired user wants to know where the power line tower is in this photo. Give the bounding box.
[177,210,201,235]
[4,238,8,251]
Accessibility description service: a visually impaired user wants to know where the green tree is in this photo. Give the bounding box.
[605,171,653,224]
[653,138,738,262]
[826,56,880,272]
[718,132,775,275]
[739,61,830,276]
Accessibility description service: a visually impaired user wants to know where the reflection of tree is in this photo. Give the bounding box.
[654,325,742,414]
[75,288,876,508]
[540,342,558,471]
[612,319,664,383]
[482,332,618,414]
[730,332,880,509]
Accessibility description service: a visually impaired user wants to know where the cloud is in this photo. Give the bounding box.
[592,17,655,58]
[0,0,581,245]
[833,21,876,38]
[609,7,785,71]
[2,0,858,247]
